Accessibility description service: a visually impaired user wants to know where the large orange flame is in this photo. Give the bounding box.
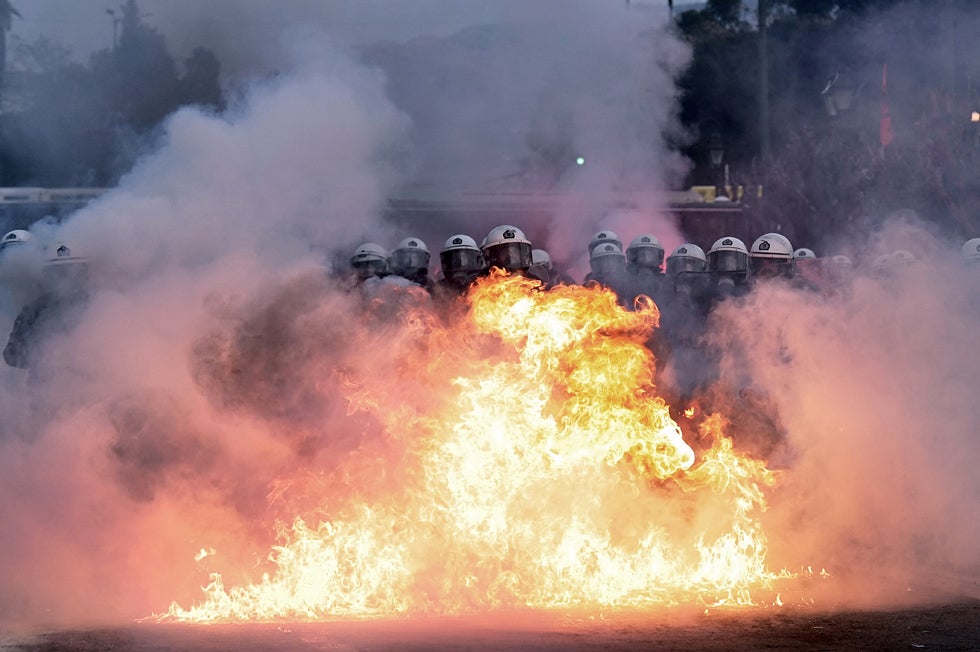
[163,272,785,621]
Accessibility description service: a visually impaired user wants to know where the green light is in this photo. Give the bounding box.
[575,156,585,166]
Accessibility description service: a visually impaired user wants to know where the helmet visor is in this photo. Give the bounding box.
[390,248,429,274]
[440,248,484,275]
[352,259,387,280]
[628,246,664,269]
[590,254,627,279]
[708,250,748,273]
[666,256,705,275]
[750,256,791,277]
[484,242,532,271]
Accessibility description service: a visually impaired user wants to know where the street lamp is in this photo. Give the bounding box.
[708,132,724,167]
[822,73,857,117]
[106,9,120,49]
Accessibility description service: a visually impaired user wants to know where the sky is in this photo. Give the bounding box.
[11,0,678,76]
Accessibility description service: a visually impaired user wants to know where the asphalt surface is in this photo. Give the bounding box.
[4,600,979,651]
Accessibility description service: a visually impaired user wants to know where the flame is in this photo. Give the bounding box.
[163,272,787,622]
[194,547,216,562]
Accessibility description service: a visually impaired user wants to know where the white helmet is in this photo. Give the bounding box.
[666,243,707,275]
[587,230,622,255]
[589,241,627,279]
[0,229,32,250]
[440,234,484,283]
[443,234,479,253]
[531,248,553,270]
[350,242,389,280]
[891,249,916,266]
[750,233,794,260]
[793,248,816,260]
[749,233,793,277]
[46,242,88,266]
[390,237,430,278]
[961,237,980,264]
[832,254,853,268]
[708,236,749,273]
[482,225,532,272]
[872,252,893,271]
[393,236,428,254]
[626,234,665,270]
[42,242,90,291]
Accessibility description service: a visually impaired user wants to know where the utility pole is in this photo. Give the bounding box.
[757,0,771,221]
[106,8,120,49]
[758,0,770,164]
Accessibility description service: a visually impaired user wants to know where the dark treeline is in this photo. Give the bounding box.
[677,0,980,246]
[0,0,224,189]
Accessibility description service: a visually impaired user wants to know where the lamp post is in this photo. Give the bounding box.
[106,8,120,49]
[708,132,730,199]
[709,132,725,167]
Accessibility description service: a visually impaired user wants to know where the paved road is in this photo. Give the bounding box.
[4,600,979,651]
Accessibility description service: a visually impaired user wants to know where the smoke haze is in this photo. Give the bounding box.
[0,0,977,631]
[698,217,980,606]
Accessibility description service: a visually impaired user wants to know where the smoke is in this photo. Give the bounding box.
[8,0,974,633]
[361,1,690,273]
[0,34,416,625]
[689,215,980,607]
[0,4,693,622]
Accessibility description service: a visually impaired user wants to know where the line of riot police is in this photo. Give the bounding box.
[3,221,979,377]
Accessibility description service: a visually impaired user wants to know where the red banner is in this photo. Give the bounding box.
[880,63,894,148]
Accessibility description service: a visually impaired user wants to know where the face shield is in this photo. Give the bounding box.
[390,248,430,276]
[750,256,792,278]
[351,258,388,281]
[590,253,627,280]
[484,242,532,272]
[666,256,706,276]
[441,248,484,278]
[708,250,748,273]
[628,246,664,270]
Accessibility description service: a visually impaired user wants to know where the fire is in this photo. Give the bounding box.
[163,272,786,622]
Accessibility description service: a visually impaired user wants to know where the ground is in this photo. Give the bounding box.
[3,600,979,651]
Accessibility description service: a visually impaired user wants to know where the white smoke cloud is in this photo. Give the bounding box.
[693,217,980,607]
[0,34,414,624]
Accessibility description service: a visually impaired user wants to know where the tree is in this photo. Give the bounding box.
[1,3,226,187]
[177,47,225,112]
[0,1,19,100]
[100,0,180,130]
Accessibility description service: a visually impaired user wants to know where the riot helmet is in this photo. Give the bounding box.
[589,241,627,281]
[390,237,430,281]
[749,233,793,278]
[587,230,623,255]
[440,234,484,285]
[666,243,707,276]
[531,248,553,270]
[626,234,665,271]
[482,225,533,272]
[708,236,749,274]
[961,238,980,265]
[350,242,389,281]
[0,230,32,251]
